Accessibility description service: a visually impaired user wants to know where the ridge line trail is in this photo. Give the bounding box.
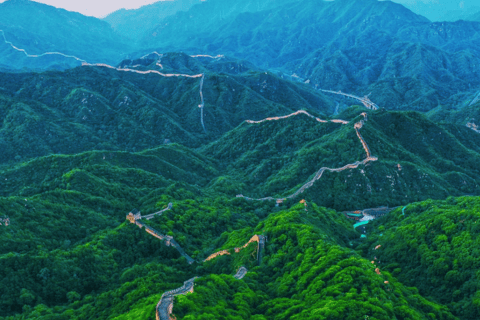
[0,30,87,62]
[127,208,265,320]
[0,30,208,130]
[238,112,378,202]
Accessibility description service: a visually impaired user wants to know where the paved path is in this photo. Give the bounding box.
[141,203,173,220]
[154,235,265,320]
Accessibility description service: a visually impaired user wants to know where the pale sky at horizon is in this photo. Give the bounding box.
[0,0,477,19]
[0,0,167,18]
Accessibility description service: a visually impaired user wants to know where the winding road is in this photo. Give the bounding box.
[154,234,265,320]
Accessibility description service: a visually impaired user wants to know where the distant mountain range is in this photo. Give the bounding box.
[0,0,131,70]
[0,53,334,164]
[2,0,480,111]
[103,0,201,42]
[389,0,480,22]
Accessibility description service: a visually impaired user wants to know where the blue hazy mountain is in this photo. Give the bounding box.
[0,0,132,70]
[388,0,480,22]
[103,0,202,42]
[136,0,480,111]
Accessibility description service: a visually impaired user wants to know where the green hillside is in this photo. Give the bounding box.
[358,196,480,319]
[0,191,462,319]
[2,104,480,318]
[200,107,480,210]
[0,54,333,165]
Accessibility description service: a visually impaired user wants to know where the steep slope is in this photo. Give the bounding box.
[358,196,480,319]
[0,144,218,250]
[0,193,459,320]
[202,107,480,210]
[0,0,131,70]
[390,0,480,22]
[139,0,480,111]
[427,95,480,135]
[172,205,457,320]
[0,53,334,164]
[103,0,201,41]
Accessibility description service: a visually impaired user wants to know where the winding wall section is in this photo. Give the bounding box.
[0,31,208,132]
[237,112,377,202]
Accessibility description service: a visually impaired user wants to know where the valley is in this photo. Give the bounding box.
[1,0,480,319]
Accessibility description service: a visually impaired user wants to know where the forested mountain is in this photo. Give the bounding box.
[0,53,334,165]
[0,143,467,319]
[359,196,480,319]
[2,0,480,319]
[201,107,480,209]
[3,0,480,111]
[137,0,480,111]
[103,0,201,41]
[0,0,131,70]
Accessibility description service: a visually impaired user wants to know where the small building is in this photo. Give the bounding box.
[126,209,141,223]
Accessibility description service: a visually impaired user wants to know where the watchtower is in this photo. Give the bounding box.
[126,209,141,223]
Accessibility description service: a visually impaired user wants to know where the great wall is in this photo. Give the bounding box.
[3,32,390,318]
[237,112,378,203]
[0,30,208,132]
[467,120,480,134]
[126,206,265,320]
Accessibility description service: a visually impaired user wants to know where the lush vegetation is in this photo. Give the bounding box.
[0,54,333,165]
[200,107,480,210]
[1,192,466,319]
[1,126,479,318]
[358,196,480,319]
[2,2,480,318]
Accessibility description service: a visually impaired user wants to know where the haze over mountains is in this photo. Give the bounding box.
[2,0,480,319]
[389,0,480,22]
[2,0,480,112]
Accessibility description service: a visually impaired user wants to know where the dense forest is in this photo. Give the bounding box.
[2,0,480,318]
[1,121,479,318]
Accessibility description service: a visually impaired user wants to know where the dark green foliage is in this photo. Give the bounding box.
[200,108,480,210]
[173,204,457,319]
[0,56,333,165]
[358,196,480,320]
[0,134,474,319]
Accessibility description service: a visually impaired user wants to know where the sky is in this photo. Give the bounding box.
[0,0,478,20]
[0,0,165,18]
